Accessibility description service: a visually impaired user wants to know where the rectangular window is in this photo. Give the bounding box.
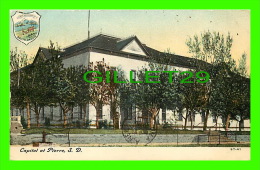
[132,104,136,121]
[79,105,83,119]
[128,105,132,120]
[50,106,54,120]
[213,115,217,123]
[100,106,103,119]
[41,106,45,120]
[110,67,117,81]
[201,111,205,122]
[162,108,166,122]
[122,105,134,120]
[110,101,113,120]
[178,112,183,121]
[192,113,195,122]
[188,111,191,122]
[110,101,117,120]
[221,116,225,124]
[59,106,63,120]
[19,108,24,117]
[96,102,103,119]
[142,110,149,124]
[131,69,136,81]
[70,106,74,120]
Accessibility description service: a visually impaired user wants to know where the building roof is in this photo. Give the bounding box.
[38,34,209,69]
[62,34,120,55]
[39,47,55,59]
[116,36,136,50]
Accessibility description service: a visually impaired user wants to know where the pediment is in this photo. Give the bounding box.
[121,39,147,56]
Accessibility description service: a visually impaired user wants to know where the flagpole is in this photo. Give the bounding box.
[88,10,90,39]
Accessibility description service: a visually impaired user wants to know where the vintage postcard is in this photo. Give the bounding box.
[10,10,250,160]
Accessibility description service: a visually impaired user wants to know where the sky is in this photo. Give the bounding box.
[10,10,250,73]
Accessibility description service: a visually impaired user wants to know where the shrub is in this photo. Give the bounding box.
[163,121,170,129]
[75,120,81,128]
[21,116,27,129]
[85,119,92,128]
[44,117,51,127]
[99,120,108,129]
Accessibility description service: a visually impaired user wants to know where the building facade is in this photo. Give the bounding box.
[11,34,250,130]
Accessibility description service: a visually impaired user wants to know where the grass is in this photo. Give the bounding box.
[155,144,250,147]
[22,128,208,135]
[23,128,122,134]
[219,131,250,135]
[60,143,250,147]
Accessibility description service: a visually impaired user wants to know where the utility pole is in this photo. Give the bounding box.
[18,55,20,88]
[88,10,90,39]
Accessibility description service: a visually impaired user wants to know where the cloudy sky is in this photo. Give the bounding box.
[10,10,250,73]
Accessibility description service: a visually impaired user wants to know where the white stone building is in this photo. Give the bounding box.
[11,34,250,130]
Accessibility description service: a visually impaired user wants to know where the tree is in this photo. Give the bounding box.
[87,59,111,128]
[210,63,236,131]
[45,41,76,128]
[210,61,249,131]
[25,47,64,128]
[29,58,50,127]
[132,54,180,129]
[237,53,248,77]
[186,31,235,131]
[232,77,250,131]
[178,74,208,130]
[10,48,32,128]
[231,53,250,131]
[108,67,126,129]
[10,48,31,73]
[67,65,90,125]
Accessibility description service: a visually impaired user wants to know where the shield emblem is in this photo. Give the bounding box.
[11,11,41,45]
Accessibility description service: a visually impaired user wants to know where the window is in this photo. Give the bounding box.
[188,111,191,121]
[127,105,132,120]
[141,110,149,124]
[187,111,195,122]
[128,106,132,120]
[110,67,117,81]
[100,106,103,119]
[178,112,183,121]
[70,106,74,120]
[130,69,136,81]
[122,105,134,120]
[16,108,19,116]
[96,102,103,119]
[201,111,205,122]
[78,105,83,120]
[19,108,24,117]
[110,101,114,120]
[50,106,54,120]
[41,106,45,120]
[162,108,166,122]
[132,104,136,121]
[213,115,217,123]
[59,106,63,120]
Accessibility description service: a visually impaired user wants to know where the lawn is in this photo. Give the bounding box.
[22,128,207,134]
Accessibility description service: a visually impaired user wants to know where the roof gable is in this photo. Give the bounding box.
[32,47,59,64]
[121,39,147,56]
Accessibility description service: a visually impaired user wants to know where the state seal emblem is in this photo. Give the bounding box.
[11,11,41,45]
